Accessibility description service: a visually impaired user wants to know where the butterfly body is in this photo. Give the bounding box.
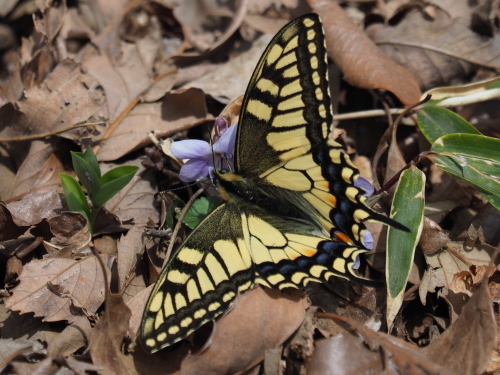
[140,14,406,354]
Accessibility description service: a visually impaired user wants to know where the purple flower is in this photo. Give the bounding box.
[170,123,238,182]
[362,231,373,250]
[354,177,374,197]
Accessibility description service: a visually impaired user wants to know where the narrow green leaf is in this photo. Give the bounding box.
[100,166,140,185]
[92,166,139,207]
[59,173,91,224]
[71,151,101,195]
[430,134,500,209]
[82,146,101,179]
[430,154,500,210]
[386,166,425,329]
[417,107,480,144]
[431,133,500,161]
[178,196,222,229]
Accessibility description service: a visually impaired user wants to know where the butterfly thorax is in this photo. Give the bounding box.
[215,170,324,234]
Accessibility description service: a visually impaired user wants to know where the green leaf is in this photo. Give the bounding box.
[165,198,186,230]
[417,107,481,144]
[71,151,101,195]
[91,166,139,207]
[386,166,425,329]
[59,173,91,224]
[100,165,140,185]
[82,146,101,179]
[430,134,500,209]
[178,196,222,229]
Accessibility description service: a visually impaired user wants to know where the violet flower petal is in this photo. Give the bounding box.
[171,139,211,159]
[363,231,374,250]
[352,255,361,270]
[354,177,374,197]
[178,158,211,182]
[213,123,238,155]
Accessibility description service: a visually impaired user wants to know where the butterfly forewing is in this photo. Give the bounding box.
[236,15,332,176]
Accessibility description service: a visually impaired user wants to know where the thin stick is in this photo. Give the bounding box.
[163,188,205,268]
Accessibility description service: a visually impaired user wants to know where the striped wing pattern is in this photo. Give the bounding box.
[140,204,371,352]
[140,14,405,354]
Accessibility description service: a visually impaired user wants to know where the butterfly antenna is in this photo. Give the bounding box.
[155,178,212,198]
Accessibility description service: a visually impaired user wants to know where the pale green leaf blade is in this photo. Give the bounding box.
[417,107,480,145]
[386,166,425,329]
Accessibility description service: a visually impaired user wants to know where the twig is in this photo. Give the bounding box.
[163,188,205,268]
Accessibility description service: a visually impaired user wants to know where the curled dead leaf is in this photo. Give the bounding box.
[308,0,421,106]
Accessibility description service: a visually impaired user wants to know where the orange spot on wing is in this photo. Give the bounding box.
[326,194,337,206]
[334,232,353,245]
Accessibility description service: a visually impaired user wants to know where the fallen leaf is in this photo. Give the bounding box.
[0,59,105,141]
[181,35,273,104]
[421,282,497,375]
[7,140,63,200]
[103,160,158,225]
[117,225,146,292]
[421,240,497,301]
[89,294,135,375]
[5,190,63,226]
[308,0,421,106]
[367,8,500,90]
[311,313,455,375]
[180,287,307,375]
[48,315,92,357]
[94,88,208,161]
[6,256,106,323]
[0,203,30,241]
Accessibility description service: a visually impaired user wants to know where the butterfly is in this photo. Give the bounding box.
[140,13,407,353]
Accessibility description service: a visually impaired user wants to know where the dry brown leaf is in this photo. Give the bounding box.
[95,88,208,162]
[312,314,455,375]
[103,161,158,226]
[89,294,136,375]
[48,316,92,357]
[82,39,158,122]
[180,287,307,375]
[0,1,18,17]
[421,282,497,375]
[126,284,152,342]
[0,59,105,141]
[308,333,384,374]
[7,140,65,200]
[366,8,500,90]
[5,190,63,226]
[0,237,43,259]
[308,0,421,106]
[421,240,497,300]
[419,217,449,256]
[171,0,250,62]
[0,308,60,345]
[243,14,289,35]
[41,212,91,252]
[182,35,272,104]
[0,203,29,241]
[117,225,146,292]
[123,272,147,305]
[6,256,106,323]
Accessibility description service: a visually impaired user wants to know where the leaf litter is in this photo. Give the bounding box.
[0,0,499,374]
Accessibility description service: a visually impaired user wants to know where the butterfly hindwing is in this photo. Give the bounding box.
[141,204,374,353]
[140,205,254,352]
